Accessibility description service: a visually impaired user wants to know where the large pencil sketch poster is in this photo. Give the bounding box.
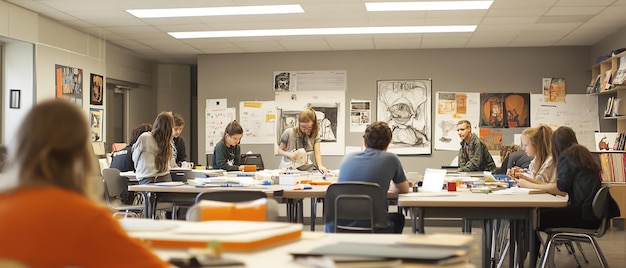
[239,101,276,144]
[275,91,346,156]
[205,103,236,154]
[434,92,480,151]
[377,80,431,155]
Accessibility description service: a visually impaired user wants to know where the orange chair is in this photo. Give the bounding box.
[111,142,128,152]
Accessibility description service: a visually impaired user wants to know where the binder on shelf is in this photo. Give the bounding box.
[612,98,622,117]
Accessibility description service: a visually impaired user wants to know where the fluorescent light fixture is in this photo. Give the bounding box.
[169,25,477,39]
[127,4,304,18]
[366,1,493,11]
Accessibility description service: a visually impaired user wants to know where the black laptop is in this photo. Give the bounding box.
[241,154,265,171]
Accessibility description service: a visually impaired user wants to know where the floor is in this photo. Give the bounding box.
[311,223,626,268]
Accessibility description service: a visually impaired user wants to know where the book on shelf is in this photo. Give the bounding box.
[612,98,622,116]
[592,74,602,93]
[605,96,614,116]
[596,152,625,182]
[595,132,619,151]
[613,56,626,86]
[602,69,613,91]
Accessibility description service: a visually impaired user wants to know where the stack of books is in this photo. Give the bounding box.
[598,153,626,183]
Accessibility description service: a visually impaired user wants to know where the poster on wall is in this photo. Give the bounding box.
[205,103,236,154]
[350,100,371,133]
[239,101,277,144]
[376,79,431,155]
[273,70,347,92]
[479,128,503,151]
[434,92,480,151]
[90,73,103,105]
[275,91,346,155]
[55,64,83,107]
[542,77,566,103]
[89,108,103,142]
[503,93,530,128]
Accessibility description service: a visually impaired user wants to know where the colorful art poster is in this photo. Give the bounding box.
[89,108,103,142]
[434,92,480,151]
[479,128,502,151]
[90,73,104,105]
[503,93,530,128]
[542,77,566,103]
[55,64,83,107]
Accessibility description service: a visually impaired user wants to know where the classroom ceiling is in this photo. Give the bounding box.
[6,0,626,64]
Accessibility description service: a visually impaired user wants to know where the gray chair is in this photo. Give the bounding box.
[186,190,278,221]
[539,186,612,268]
[324,182,392,233]
[102,168,144,218]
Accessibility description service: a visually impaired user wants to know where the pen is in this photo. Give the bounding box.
[311,164,326,180]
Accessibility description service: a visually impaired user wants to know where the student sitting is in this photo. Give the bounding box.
[110,123,152,172]
[0,99,168,267]
[508,125,556,184]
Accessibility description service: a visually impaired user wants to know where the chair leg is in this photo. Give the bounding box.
[574,241,589,264]
[564,241,583,268]
[539,235,557,268]
[588,237,609,268]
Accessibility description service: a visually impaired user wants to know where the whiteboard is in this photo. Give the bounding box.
[530,94,599,149]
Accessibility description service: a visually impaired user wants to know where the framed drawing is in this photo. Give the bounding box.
[376,79,432,155]
[55,64,83,107]
[90,108,103,142]
[90,73,103,105]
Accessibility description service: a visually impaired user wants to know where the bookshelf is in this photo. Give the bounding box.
[589,51,626,229]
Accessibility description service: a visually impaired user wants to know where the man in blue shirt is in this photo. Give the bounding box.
[333,121,409,233]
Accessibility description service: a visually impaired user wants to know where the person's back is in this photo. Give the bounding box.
[0,99,167,267]
[507,151,533,170]
[0,187,165,267]
[110,145,134,172]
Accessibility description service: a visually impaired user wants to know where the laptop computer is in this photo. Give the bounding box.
[421,168,447,192]
[241,154,265,171]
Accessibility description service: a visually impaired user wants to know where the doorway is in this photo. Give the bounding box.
[105,84,128,152]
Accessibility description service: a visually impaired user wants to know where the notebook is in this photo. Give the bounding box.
[241,154,264,170]
[421,168,447,192]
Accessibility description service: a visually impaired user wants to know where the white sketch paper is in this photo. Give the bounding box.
[434,92,481,151]
[273,70,347,92]
[205,104,236,154]
[350,100,371,133]
[239,101,276,144]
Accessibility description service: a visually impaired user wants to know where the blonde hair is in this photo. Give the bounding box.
[152,112,174,172]
[13,99,94,195]
[522,124,553,176]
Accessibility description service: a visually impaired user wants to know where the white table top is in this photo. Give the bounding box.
[123,219,474,268]
[398,189,568,208]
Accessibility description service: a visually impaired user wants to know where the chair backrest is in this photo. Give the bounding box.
[324,182,390,233]
[170,169,194,182]
[102,168,127,203]
[186,197,279,221]
[111,142,127,152]
[195,190,268,203]
[592,186,611,236]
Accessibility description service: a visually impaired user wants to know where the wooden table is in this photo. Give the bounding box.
[398,190,568,268]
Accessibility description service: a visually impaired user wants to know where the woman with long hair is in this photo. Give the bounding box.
[508,124,556,183]
[278,108,328,173]
[133,112,175,184]
[0,99,167,267]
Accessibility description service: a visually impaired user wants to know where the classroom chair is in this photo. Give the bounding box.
[539,186,612,268]
[186,194,279,222]
[324,182,393,233]
[102,168,145,218]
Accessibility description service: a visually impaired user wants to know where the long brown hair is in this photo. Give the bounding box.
[152,112,174,172]
[522,124,553,176]
[298,108,319,138]
[221,121,243,144]
[14,99,93,195]
[551,127,599,172]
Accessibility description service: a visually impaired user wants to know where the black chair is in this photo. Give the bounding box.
[324,182,392,233]
[539,186,612,268]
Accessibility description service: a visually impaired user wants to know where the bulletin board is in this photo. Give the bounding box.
[530,94,599,149]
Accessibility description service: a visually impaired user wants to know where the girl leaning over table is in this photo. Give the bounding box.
[133,111,176,184]
[212,120,245,171]
[0,99,168,267]
[277,108,329,173]
[508,124,556,184]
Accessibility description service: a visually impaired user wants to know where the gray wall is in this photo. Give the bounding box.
[197,47,591,172]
